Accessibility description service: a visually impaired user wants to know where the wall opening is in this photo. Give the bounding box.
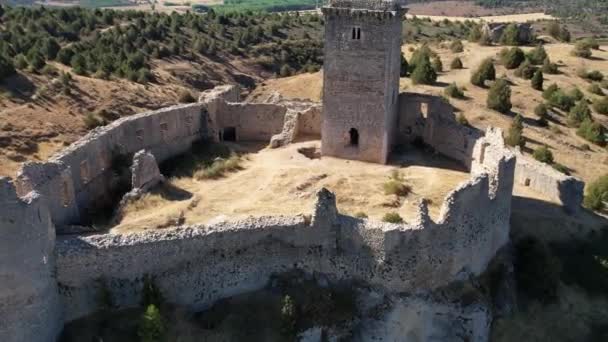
[421,102,429,118]
[349,128,359,147]
[479,143,489,165]
[351,27,361,40]
[222,127,237,142]
[61,181,70,207]
[80,160,90,184]
[524,178,531,186]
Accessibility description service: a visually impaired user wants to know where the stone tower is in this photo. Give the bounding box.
[321,0,404,164]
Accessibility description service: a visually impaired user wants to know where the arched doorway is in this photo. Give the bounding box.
[349,128,359,147]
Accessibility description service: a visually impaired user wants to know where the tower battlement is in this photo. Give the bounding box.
[325,0,404,11]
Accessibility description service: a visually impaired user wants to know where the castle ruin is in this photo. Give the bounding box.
[0,1,587,341]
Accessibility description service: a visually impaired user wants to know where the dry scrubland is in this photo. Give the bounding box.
[251,41,608,186]
[114,141,468,232]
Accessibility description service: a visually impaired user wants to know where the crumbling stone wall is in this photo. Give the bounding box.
[397,93,482,169]
[55,131,515,322]
[513,149,584,213]
[321,1,403,164]
[0,178,61,342]
[16,103,207,227]
[482,22,533,44]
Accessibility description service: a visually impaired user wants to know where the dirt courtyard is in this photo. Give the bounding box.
[112,141,470,233]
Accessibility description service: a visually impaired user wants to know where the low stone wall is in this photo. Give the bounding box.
[513,150,584,213]
[55,129,515,322]
[0,178,61,342]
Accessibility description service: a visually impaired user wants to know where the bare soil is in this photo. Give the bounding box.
[406,1,545,17]
[113,140,469,233]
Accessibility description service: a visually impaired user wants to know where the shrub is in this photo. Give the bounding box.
[280,295,297,337]
[471,58,495,87]
[584,174,608,210]
[568,101,592,126]
[548,21,570,42]
[409,45,435,72]
[541,57,558,74]
[450,40,464,53]
[70,54,87,75]
[586,70,604,82]
[138,304,166,342]
[27,51,45,72]
[602,79,608,90]
[572,41,592,58]
[57,47,75,66]
[534,103,548,118]
[487,78,512,113]
[400,52,408,77]
[552,163,570,175]
[279,64,293,77]
[548,90,575,111]
[431,57,443,73]
[13,54,27,70]
[527,45,547,65]
[178,90,196,103]
[533,145,554,164]
[514,236,561,303]
[382,212,404,224]
[577,118,605,145]
[504,114,524,148]
[501,47,525,69]
[83,112,104,130]
[568,87,585,101]
[450,57,463,70]
[457,113,469,125]
[594,97,608,115]
[444,82,465,99]
[354,212,368,219]
[194,153,243,180]
[514,59,536,79]
[383,180,412,197]
[543,83,559,100]
[531,70,543,91]
[468,24,482,42]
[411,57,437,85]
[589,83,604,96]
[580,37,600,50]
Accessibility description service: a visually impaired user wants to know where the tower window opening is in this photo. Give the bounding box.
[351,27,361,40]
[349,128,359,146]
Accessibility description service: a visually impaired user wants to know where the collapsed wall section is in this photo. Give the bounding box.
[0,178,61,342]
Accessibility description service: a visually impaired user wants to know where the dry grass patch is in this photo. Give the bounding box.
[194,153,244,180]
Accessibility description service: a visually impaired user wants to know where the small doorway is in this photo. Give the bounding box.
[349,128,359,147]
[221,127,236,142]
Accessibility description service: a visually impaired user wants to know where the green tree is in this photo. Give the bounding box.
[577,118,605,145]
[71,54,87,75]
[468,24,482,42]
[487,78,512,113]
[431,56,443,73]
[534,103,549,126]
[501,47,525,69]
[42,38,60,60]
[444,82,464,99]
[531,70,543,91]
[526,45,547,65]
[568,101,592,127]
[533,145,554,164]
[411,57,437,85]
[400,52,408,77]
[584,174,608,210]
[514,59,536,79]
[450,39,464,53]
[13,54,28,70]
[27,51,45,72]
[572,41,592,58]
[0,54,15,81]
[57,47,75,66]
[541,57,558,74]
[593,97,608,115]
[138,304,165,342]
[504,114,524,148]
[500,23,521,46]
[471,58,495,87]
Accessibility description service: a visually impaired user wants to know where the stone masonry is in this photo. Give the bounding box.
[321,0,404,164]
